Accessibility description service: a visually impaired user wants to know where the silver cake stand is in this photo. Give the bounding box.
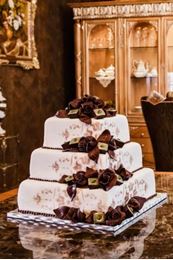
[7,192,167,236]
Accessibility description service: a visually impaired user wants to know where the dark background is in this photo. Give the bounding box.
[0,0,108,189]
[0,0,75,186]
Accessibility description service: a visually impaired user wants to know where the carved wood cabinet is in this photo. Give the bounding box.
[70,0,173,168]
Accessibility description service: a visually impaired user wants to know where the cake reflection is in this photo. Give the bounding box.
[18,209,156,259]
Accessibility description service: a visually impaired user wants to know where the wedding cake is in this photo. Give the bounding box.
[17,95,156,226]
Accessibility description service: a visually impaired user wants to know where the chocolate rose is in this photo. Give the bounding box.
[98,169,117,191]
[74,171,88,187]
[81,101,95,118]
[105,206,126,226]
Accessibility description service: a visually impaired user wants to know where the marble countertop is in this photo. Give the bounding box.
[1,173,173,259]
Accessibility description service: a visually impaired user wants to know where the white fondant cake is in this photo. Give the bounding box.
[30,142,142,181]
[18,168,155,215]
[43,115,130,148]
[17,95,156,226]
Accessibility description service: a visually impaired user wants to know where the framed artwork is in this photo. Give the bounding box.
[0,0,39,69]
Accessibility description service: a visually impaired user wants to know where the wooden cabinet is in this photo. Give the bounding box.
[70,1,173,168]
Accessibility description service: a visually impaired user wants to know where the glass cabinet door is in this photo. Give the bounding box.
[165,19,173,92]
[126,19,160,118]
[85,21,116,105]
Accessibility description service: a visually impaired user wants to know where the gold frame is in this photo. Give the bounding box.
[0,0,39,70]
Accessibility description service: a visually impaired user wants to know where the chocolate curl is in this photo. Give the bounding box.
[98,169,117,191]
[85,167,98,178]
[105,206,126,226]
[88,146,100,163]
[127,196,147,212]
[67,184,77,201]
[97,129,112,144]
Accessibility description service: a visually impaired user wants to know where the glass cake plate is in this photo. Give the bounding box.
[7,192,167,236]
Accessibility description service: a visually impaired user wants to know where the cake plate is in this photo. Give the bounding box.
[7,192,167,236]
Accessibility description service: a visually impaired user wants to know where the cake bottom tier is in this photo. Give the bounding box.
[18,168,156,215]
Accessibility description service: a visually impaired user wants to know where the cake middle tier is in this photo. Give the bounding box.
[30,142,142,181]
[43,115,130,148]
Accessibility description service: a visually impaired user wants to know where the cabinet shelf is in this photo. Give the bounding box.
[89,47,114,51]
[131,76,158,79]
[130,46,157,49]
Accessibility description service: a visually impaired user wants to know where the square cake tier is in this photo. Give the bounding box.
[30,142,142,181]
[18,168,155,215]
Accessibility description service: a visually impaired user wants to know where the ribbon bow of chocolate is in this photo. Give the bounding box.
[53,196,147,226]
[62,129,125,163]
[57,95,117,124]
[59,165,133,201]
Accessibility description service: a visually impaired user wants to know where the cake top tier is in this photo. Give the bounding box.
[56,95,116,124]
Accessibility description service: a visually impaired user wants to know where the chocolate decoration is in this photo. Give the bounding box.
[68,109,79,118]
[62,129,122,162]
[85,167,98,178]
[54,196,146,226]
[68,98,81,110]
[57,110,67,118]
[93,212,105,224]
[74,171,87,187]
[127,196,147,211]
[88,177,99,189]
[98,169,117,191]
[56,95,116,124]
[116,165,133,181]
[67,184,77,201]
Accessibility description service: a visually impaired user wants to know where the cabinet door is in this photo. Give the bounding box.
[164,17,173,92]
[83,21,117,106]
[125,18,161,122]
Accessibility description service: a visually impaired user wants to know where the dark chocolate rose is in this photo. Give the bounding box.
[85,136,97,152]
[98,169,117,191]
[81,101,95,118]
[74,171,88,187]
[105,206,126,226]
